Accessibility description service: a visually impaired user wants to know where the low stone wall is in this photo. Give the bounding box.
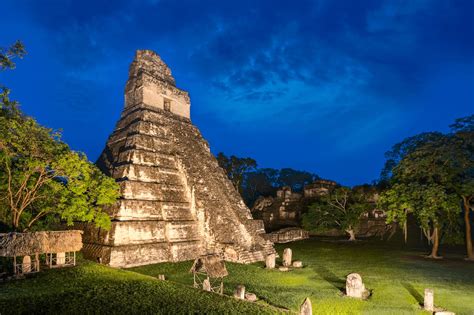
[265,228,309,243]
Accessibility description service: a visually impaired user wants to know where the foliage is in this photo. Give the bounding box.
[216,152,257,194]
[0,41,120,231]
[302,186,373,240]
[378,118,474,257]
[380,132,445,182]
[1,41,26,116]
[0,40,26,71]
[0,110,119,232]
[217,152,319,206]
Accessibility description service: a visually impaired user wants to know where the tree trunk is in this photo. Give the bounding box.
[463,196,474,261]
[346,228,356,241]
[427,226,442,259]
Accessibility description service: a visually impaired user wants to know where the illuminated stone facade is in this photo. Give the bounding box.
[81,50,274,267]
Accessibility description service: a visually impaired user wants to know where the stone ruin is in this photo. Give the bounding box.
[282,248,292,267]
[303,179,337,198]
[80,50,275,267]
[253,180,391,239]
[252,186,304,231]
[265,227,309,243]
[300,297,312,315]
[345,273,369,299]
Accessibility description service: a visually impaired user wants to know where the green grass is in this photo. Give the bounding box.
[1,239,473,314]
[130,239,474,315]
[0,260,275,314]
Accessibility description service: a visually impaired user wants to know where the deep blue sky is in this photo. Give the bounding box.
[1,0,473,186]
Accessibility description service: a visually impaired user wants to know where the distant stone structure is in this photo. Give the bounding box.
[81,50,274,267]
[303,179,337,198]
[265,227,309,243]
[253,180,390,239]
[252,186,305,231]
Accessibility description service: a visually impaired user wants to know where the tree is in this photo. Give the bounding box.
[379,182,459,258]
[302,186,372,241]
[448,115,474,260]
[378,130,465,258]
[276,168,319,192]
[380,132,445,182]
[216,152,257,194]
[241,168,279,206]
[0,41,120,231]
[1,41,26,114]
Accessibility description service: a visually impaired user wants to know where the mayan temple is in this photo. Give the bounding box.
[81,50,275,267]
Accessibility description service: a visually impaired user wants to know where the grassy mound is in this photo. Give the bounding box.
[0,261,275,314]
[131,239,474,314]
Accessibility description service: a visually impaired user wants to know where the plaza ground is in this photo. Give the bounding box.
[1,238,473,314]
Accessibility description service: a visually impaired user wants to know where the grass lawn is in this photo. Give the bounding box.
[0,260,275,314]
[130,239,474,314]
[1,239,473,314]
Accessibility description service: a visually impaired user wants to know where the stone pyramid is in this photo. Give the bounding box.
[81,50,275,267]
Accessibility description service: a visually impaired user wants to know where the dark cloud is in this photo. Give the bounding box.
[1,0,473,185]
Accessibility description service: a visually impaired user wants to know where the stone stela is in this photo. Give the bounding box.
[282,248,292,267]
[80,50,275,267]
[346,273,368,299]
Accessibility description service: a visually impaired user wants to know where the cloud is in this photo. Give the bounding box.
[2,0,473,185]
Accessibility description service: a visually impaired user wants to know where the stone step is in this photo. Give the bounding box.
[166,221,200,242]
[116,149,176,168]
[122,134,171,151]
[113,164,183,185]
[113,120,167,138]
[117,107,178,129]
[116,107,167,129]
[111,199,191,221]
[169,240,203,262]
[120,181,188,202]
[162,205,194,221]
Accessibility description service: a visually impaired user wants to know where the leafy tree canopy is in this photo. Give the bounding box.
[378,116,473,258]
[0,41,119,232]
[302,186,373,241]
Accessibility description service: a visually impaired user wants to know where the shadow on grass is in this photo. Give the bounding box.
[402,282,423,306]
[312,265,345,293]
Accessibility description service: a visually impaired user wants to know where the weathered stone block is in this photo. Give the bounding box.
[265,253,276,269]
[245,293,257,302]
[292,260,303,268]
[22,255,31,273]
[202,278,211,291]
[234,285,245,299]
[346,273,367,299]
[300,297,312,315]
[283,248,292,267]
[424,288,434,312]
[56,252,66,265]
